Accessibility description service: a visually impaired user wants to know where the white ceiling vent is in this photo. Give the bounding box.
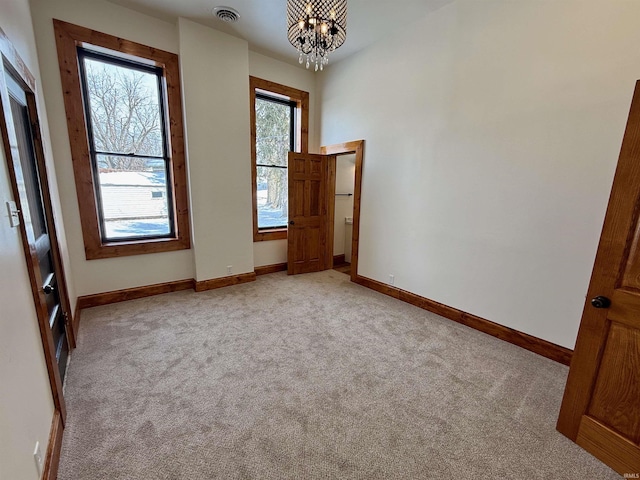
[213,6,240,23]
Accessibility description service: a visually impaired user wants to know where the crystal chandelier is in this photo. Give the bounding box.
[286,1,347,71]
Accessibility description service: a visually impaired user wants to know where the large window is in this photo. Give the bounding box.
[250,77,308,242]
[54,20,190,259]
[78,50,173,241]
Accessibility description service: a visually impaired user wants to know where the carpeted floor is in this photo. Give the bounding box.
[58,270,618,479]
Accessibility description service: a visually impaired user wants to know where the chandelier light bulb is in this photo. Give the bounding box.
[320,22,329,34]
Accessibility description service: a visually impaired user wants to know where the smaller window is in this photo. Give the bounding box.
[255,93,296,230]
[250,77,309,242]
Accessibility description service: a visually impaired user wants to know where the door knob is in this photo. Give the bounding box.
[591,296,611,309]
[43,283,55,295]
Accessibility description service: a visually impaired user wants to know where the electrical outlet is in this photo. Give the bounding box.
[227,265,232,274]
[33,441,43,476]
[389,274,395,285]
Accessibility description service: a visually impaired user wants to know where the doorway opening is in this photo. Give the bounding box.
[332,153,356,277]
[322,140,364,282]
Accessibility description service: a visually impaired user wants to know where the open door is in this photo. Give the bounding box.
[287,152,335,275]
[556,82,640,476]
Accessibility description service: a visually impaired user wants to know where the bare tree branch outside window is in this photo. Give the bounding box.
[85,59,163,171]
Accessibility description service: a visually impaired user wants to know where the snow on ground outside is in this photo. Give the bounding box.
[257,188,287,228]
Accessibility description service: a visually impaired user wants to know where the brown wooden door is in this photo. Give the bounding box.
[3,71,72,386]
[556,82,640,476]
[287,152,335,275]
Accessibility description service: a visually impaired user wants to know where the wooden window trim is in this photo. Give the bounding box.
[250,76,309,242]
[53,19,190,260]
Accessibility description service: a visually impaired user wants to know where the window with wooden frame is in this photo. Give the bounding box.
[250,76,309,242]
[53,20,190,259]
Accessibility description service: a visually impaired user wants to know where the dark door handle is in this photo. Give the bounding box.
[43,283,55,295]
[591,296,611,309]
[289,221,295,225]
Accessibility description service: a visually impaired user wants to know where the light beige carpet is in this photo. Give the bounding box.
[58,270,618,479]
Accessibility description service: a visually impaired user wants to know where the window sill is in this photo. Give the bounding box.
[254,228,287,242]
[85,235,190,260]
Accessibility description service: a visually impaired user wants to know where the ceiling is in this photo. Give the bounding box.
[107,0,454,67]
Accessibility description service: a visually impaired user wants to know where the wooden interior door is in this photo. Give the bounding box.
[556,82,640,476]
[287,152,335,275]
[13,98,69,374]
[1,64,71,424]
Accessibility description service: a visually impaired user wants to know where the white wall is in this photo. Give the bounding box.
[30,0,195,295]
[319,0,640,349]
[334,154,355,257]
[179,18,254,280]
[0,0,63,478]
[249,51,317,267]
